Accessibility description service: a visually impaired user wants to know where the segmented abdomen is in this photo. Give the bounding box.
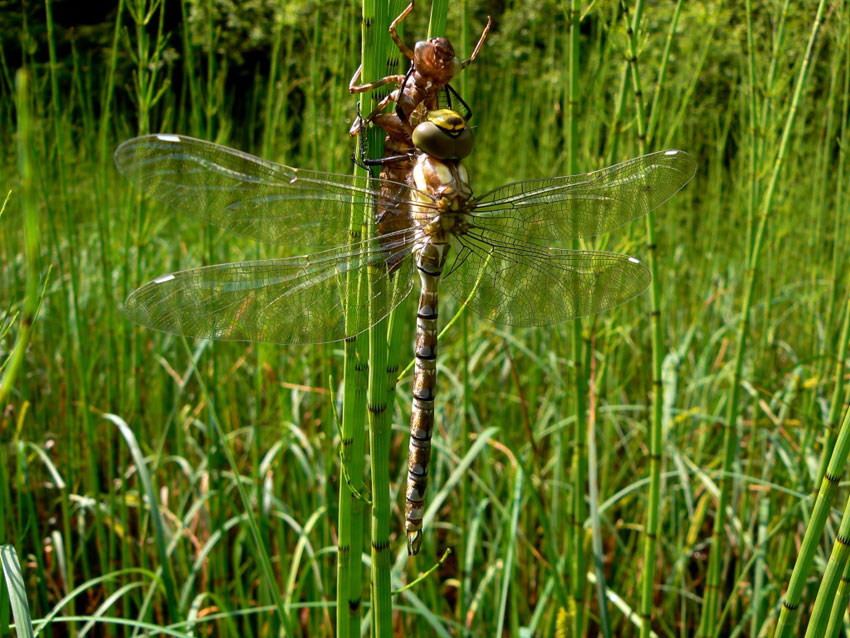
[405,240,448,554]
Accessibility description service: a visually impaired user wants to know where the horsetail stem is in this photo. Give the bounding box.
[819,23,850,637]
[355,0,395,633]
[619,2,669,636]
[336,202,368,637]
[804,488,850,636]
[825,556,850,638]
[566,2,589,635]
[335,0,384,627]
[814,12,850,491]
[728,2,828,636]
[0,76,39,408]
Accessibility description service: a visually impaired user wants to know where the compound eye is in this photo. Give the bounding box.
[413,121,455,159]
[454,128,475,159]
[413,40,428,63]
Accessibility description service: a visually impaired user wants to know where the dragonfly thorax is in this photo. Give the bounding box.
[411,153,474,242]
[413,38,461,85]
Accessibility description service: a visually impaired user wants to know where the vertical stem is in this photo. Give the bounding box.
[338,1,391,635]
[46,0,108,608]
[261,8,285,157]
[825,560,850,638]
[336,225,368,638]
[586,334,611,636]
[427,0,448,38]
[205,0,215,137]
[751,494,770,636]
[620,2,666,636]
[94,0,124,418]
[457,6,471,615]
[566,2,588,635]
[727,2,827,636]
[354,0,394,633]
[804,489,850,636]
[645,0,684,147]
[815,13,850,489]
[1,72,40,407]
[368,273,393,635]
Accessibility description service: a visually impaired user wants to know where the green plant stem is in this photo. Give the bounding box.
[457,9,472,616]
[804,489,850,636]
[0,72,40,408]
[825,559,850,638]
[813,33,850,638]
[645,0,683,147]
[620,2,668,636]
[336,196,369,638]
[367,287,392,636]
[696,0,758,631]
[745,4,830,636]
[354,1,394,633]
[751,493,770,636]
[337,1,391,635]
[566,2,589,635]
[427,0,448,38]
[815,16,850,489]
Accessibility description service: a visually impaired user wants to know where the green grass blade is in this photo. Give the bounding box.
[0,545,35,638]
[495,466,522,636]
[104,413,182,624]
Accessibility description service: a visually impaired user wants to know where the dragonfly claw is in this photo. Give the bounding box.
[349,115,365,137]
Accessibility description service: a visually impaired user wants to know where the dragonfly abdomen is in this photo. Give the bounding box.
[406,239,448,554]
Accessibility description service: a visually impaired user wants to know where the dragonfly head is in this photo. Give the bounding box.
[414,37,461,84]
[412,109,474,160]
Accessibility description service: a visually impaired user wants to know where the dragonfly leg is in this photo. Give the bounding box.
[374,109,415,140]
[353,143,412,171]
[352,110,378,175]
[394,66,415,122]
[349,64,405,95]
[350,152,372,174]
[445,84,473,121]
[351,108,413,173]
[460,15,493,69]
[389,1,416,60]
[349,90,402,136]
[351,104,374,174]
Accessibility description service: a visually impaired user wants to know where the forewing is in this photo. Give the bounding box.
[472,149,696,244]
[114,134,427,249]
[124,233,415,345]
[442,231,651,327]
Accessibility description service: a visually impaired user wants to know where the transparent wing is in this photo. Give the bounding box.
[114,133,434,248]
[442,229,651,326]
[124,232,415,345]
[471,150,696,244]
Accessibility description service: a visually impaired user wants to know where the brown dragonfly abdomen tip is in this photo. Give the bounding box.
[407,529,423,555]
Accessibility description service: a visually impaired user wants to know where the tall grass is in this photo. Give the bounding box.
[3,1,850,636]
[565,3,589,636]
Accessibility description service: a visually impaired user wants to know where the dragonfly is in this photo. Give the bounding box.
[115,118,696,554]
